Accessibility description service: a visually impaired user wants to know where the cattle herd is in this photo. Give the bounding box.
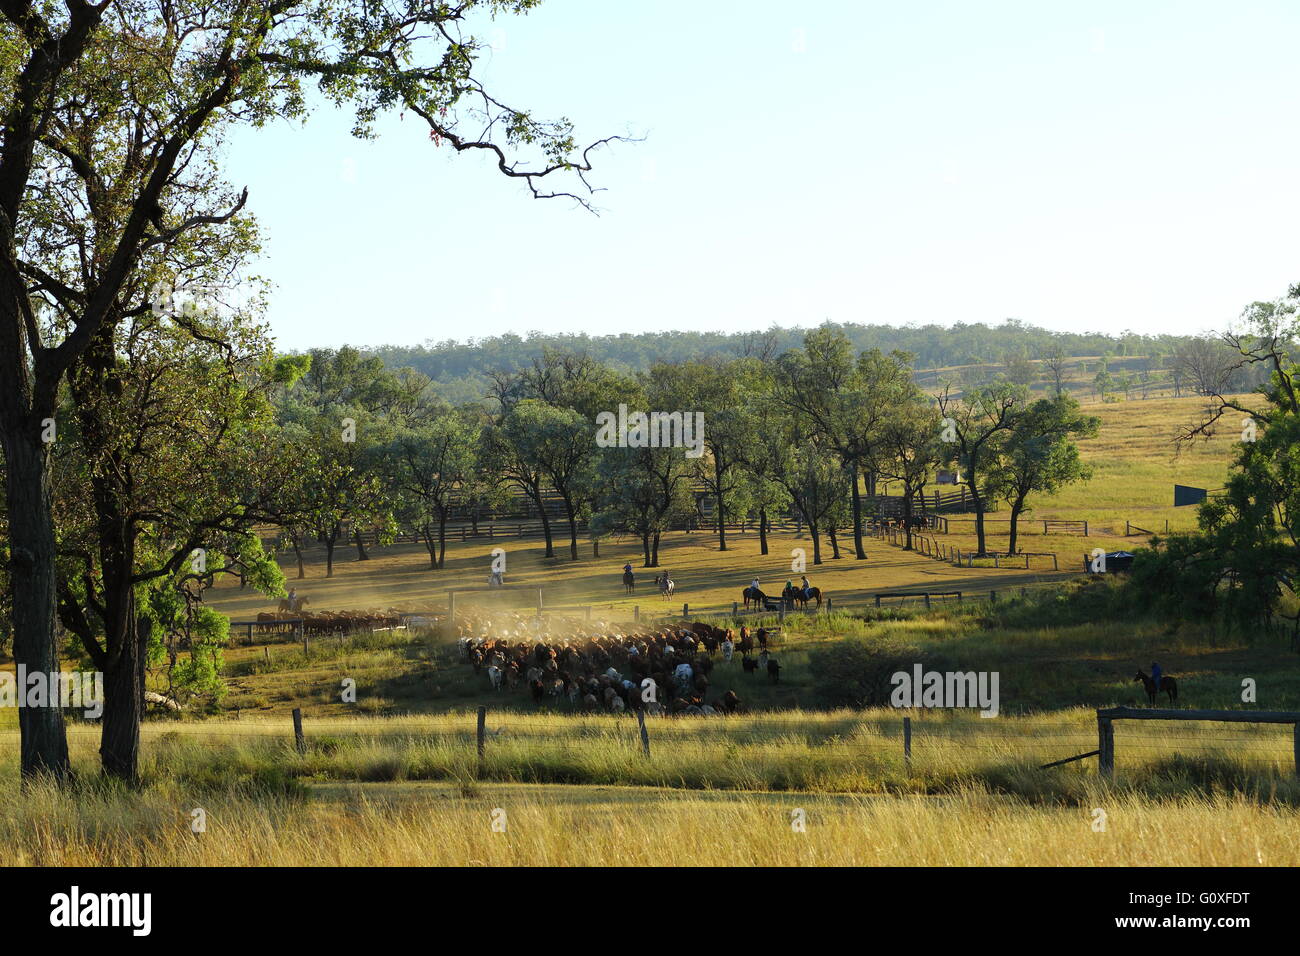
[454,611,782,716]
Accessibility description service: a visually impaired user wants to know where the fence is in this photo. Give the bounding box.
[872,524,1060,571]
[68,706,1283,783]
[1094,707,1300,779]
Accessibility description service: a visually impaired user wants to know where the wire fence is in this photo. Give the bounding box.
[5,709,1294,777]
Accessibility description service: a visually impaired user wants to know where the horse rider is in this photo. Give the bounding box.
[1150,661,1163,694]
[286,587,297,612]
[800,575,811,600]
[750,577,760,593]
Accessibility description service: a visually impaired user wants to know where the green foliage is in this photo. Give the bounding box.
[809,639,953,709]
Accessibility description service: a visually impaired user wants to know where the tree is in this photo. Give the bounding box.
[387,406,478,570]
[1042,345,1069,398]
[1,0,620,779]
[497,400,594,560]
[775,330,906,560]
[774,436,850,567]
[591,444,693,568]
[52,303,288,780]
[651,360,753,552]
[989,396,1099,554]
[937,382,1025,556]
[1152,291,1300,636]
[875,394,945,551]
[733,367,790,556]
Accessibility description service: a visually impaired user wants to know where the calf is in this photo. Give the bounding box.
[742,657,758,675]
[767,658,781,683]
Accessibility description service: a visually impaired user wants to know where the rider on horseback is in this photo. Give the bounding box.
[800,575,811,600]
[1150,661,1163,693]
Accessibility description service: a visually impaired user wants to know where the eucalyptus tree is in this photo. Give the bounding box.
[388,403,479,570]
[51,301,289,780]
[0,0,620,778]
[648,359,753,552]
[988,396,1098,554]
[772,435,851,567]
[875,392,944,551]
[775,329,909,560]
[732,365,790,556]
[936,381,1026,557]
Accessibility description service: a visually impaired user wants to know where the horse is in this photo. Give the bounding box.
[783,585,823,609]
[658,574,675,599]
[623,569,636,593]
[278,596,308,613]
[1135,670,1178,706]
[742,586,766,610]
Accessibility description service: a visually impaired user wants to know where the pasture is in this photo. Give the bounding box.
[3,392,1291,868]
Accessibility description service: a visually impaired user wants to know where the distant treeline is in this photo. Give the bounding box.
[362,320,1232,405]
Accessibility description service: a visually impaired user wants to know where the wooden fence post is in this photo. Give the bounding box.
[903,715,912,768]
[637,708,651,758]
[923,593,931,610]
[476,705,487,772]
[292,708,306,755]
[302,630,309,655]
[1294,723,1299,779]
[448,589,456,624]
[1098,715,1114,779]
[536,588,543,615]
[733,601,738,616]
[634,605,640,623]
[683,602,689,618]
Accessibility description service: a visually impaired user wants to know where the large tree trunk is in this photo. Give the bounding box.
[422,523,438,569]
[758,508,769,555]
[972,482,987,556]
[100,613,148,781]
[563,496,578,560]
[810,522,822,565]
[324,537,337,577]
[2,433,71,780]
[642,533,652,568]
[903,492,915,550]
[850,459,866,559]
[292,541,305,578]
[531,488,554,558]
[437,507,448,569]
[353,529,370,561]
[1008,496,1025,554]
[715,486,727,551]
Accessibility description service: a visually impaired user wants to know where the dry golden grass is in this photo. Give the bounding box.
[5,778,1295,866]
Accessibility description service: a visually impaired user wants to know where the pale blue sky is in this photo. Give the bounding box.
[223,0,1300,351]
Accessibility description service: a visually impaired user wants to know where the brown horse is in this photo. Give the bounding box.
[1135,670,1177,706]
[783,585,823,609]
[742,586,765,610]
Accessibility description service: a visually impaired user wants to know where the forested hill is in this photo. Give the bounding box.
[363,320,1208,405]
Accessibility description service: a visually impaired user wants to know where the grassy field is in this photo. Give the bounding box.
[3,391,1292,867]
[4,776,1297,866]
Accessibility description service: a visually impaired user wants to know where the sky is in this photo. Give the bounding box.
[222,0,1300,351]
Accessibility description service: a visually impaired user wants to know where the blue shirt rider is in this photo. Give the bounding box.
[1150,661,1162,693]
